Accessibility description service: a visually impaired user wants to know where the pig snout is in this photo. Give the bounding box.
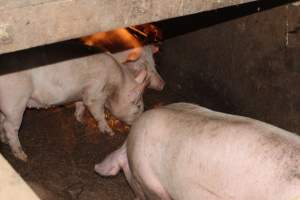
[149,74,165,91]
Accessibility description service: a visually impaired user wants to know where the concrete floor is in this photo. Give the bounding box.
[1,105,133,200]
[0,86,199,200]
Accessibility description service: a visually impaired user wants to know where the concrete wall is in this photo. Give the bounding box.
[158,3,300,134]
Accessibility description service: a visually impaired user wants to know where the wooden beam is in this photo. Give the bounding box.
[0,154,40,200]
[0,0,256,54]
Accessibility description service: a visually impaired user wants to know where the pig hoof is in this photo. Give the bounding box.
[99,125,114,136]
[103,130,114,136]
[75,115,84,123]
[107,131,115,136]
[14,151,28,162]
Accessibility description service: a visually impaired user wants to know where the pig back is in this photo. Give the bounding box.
[127,103,300,200]
[1,53,125,108]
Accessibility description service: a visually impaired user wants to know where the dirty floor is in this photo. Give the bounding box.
[0,86,205,200]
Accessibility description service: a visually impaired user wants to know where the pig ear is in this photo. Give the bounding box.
[134,69,147,84]
[113,48,141,63]
[127,48,141,61]
[114,50,131,63]
[151,45,159,53]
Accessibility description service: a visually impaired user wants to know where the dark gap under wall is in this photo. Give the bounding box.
[155,0,298,39]
[155,3,300,134]
[1,0,298,74]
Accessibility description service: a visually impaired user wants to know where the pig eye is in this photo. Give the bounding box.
[135,102,142,109]
[137,104,142,109]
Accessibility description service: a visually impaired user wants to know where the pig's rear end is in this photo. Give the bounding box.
[127,103,300,200]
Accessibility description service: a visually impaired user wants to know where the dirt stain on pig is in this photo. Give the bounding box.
[285,146,300,182]
[259,132,283,148]
[289,169,300,180]
[206,119,251,139]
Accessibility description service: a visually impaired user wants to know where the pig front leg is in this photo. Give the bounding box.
[83,95,113,135]
[74,101,85,123]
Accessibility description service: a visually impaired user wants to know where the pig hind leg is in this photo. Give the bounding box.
[1,103,28,161]
[0,77,31,161]
[140,173,171,200]
[123,162,147,200]
[0,86,30,161]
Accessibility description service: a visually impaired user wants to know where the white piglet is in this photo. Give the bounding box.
[0,53,147,161]
[95,103,300,200]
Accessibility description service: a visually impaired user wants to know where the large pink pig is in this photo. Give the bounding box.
[0,53,148,161]
[95,103,300,200]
